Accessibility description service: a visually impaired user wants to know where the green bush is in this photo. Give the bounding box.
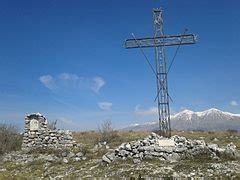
[0,124,22,154]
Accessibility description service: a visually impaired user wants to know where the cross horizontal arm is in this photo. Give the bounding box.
[125,34,196,49]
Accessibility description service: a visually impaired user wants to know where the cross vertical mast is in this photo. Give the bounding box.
[153,8,171,137]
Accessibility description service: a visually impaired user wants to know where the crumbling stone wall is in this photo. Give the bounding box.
[22,113,76,150]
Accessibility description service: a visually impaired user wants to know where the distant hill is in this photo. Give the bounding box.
[122,108,240,131]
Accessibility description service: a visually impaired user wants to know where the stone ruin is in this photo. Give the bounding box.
[102,132,238,164]
[22,113,76,150]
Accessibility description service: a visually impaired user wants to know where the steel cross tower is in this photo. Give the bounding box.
[124,8,196,137]
[153,8,170,137]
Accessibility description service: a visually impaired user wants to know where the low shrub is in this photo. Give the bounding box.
[0,124,22,154]
[226,129,238,136]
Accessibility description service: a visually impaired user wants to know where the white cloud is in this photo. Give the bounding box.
[134,104,141,112]
[58,117,76,126]
[39,73,106,93]
[39,75,56,90]
[134,106,158,116]
[58,73,79,81]
[92,77,106,93]
[230,100,238,106]
[98,102,112,111]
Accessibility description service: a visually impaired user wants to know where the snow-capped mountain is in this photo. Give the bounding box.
[123,108,240,131]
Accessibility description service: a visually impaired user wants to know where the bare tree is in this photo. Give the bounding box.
[48,119,58,130]
[98,120,113,143]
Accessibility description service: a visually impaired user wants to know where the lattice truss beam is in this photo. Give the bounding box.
[125,34,196,49]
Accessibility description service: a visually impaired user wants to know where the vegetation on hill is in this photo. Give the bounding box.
[0,124,22,155]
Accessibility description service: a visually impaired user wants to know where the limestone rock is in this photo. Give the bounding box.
[67,152,75,159]
[133,158,141,164]
[225,142,237,158]
[208,144,219,152]
[75,157,81,162]
[76,152,83,157]
[125,143,131,151]
[63,158,68,164]
[102,155,111,163]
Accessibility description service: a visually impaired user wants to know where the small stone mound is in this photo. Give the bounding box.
[102,132,238,164]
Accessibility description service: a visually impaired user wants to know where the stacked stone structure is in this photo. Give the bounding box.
[102,132,238,164]
[22,113,76,150]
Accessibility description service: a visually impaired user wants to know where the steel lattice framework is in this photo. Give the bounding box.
[124,8,196,137]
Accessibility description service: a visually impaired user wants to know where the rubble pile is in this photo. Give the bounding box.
[22,113,76,150]
[102,132,238,164]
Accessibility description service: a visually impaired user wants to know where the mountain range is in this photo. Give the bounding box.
[123,108,240,131]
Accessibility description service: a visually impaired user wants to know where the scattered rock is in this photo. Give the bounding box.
[102,155,111,164]
[225,142,237,158]
[61,151,68,157]
[208,144,218,152]
[76,152,83,157]
[75,157,81,162]
[133,158,141,164]
[44,155,55,162]
[125,143,131,151]
[67,152,75,159]
[0,169,7,172]
[63,158,68,164]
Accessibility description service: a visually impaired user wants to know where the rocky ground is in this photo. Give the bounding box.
[0,131,240,179]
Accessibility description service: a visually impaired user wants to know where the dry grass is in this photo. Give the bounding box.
[73,130,150,148]
[73,130,240,150]
[173,130,240,149]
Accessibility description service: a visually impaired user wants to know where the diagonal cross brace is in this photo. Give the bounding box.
[129,33,174,103]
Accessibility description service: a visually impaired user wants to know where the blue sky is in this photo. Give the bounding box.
[0,0,240,131]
